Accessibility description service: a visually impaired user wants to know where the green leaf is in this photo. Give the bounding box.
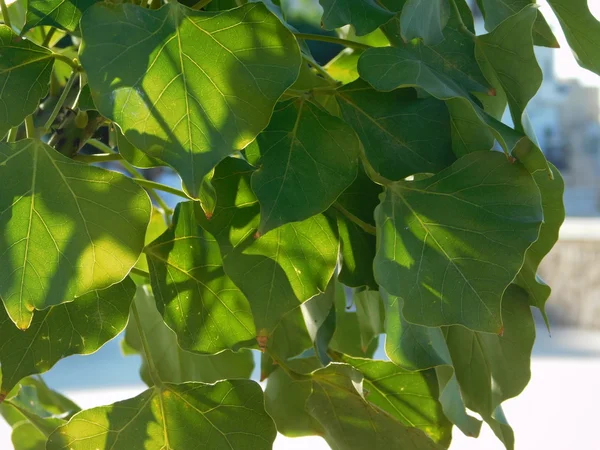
[47,380,277,450]
[548,0,600,75]
[146,201,255,354]
[123,285,254,386]
[380,288,451,370]
[475,6,542,132]
[0,278,135,395]
[1,378,79,450]
[445,284,534,446]
[246,99,360,234]
[478,0,559,47]
[302,279,336,365]
[513,143,565,326]
[0,26,53,139]
[23,0,97,33]
[264,358,324,437]
[336,80,455,181]
[341,356,452,446]
[0,140,151,329]
[79,2,301,198]
[400,0,451,45]
[197,157,339,340]
[131,208,168,276]
[374,151,543,332]
[116,128,163,169]
[353,289,384,351]
[330,282,379,358]
[306,363,444,449]
[318,0,395,36]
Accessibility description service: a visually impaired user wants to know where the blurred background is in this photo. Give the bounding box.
[2,0,600,449]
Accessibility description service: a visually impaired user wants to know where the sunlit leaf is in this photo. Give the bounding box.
[0,26,53,139]
[246,99,359,234]
[374,151,543,332]
[47,380,277,450]
[146,201,255,354]
[79,2,301,198]
[0,278,135,395]
[197,157,339,340]
[0,139,151,329]
[307,363,444,449]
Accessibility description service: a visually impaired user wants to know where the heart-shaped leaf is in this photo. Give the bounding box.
[374,151,542,332]
[47,380,277,450]
[0,139,151,329]
[79,2,301,198]
[146,201,255,354]
[247,99,360,234]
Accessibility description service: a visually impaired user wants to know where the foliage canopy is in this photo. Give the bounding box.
[1,0,595,448]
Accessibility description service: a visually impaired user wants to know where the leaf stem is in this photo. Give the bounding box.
[130,267,151,278]
[333,202,377,236]
[131,294,163,387]
[25,116,36,139]
[43,71,78,133]
[86,139,174,217]
[0,0,11,30]
[132,178,190,200]
[72,153,124,163]
[294,33,373,51]
[51,53,82,72]
[191,0,213,9]
[42,28,57,48]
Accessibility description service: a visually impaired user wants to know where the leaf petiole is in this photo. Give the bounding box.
[294,33,373,51]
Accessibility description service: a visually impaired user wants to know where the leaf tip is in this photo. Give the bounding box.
[257,334,268,352]
[498,326,505,337]
[488,88,497,97]
[253,230,262,240]
[0,392,5,404]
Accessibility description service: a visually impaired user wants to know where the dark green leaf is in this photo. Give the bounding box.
[47,380,277,450]
[336,80,455,181]
[79,2,301,198]
[0,140,151,329]
[23,0,97,33]
[307,363,444,449]
[246,99,360,234]
[0,278,135,395]
[330,282,379,358]
[146,201,255,353]
[123,285,254,386]
[478,0,559,47]
[380,288,451,371]
[353,289,384,351]
[197,157,339,340]
[374,151,543,332]
[400,0,451,45]
[0,26,53,139]
[513,144,565,326]
[547,0,600,75]
[318,0,395,36]
[475,6,542,132]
